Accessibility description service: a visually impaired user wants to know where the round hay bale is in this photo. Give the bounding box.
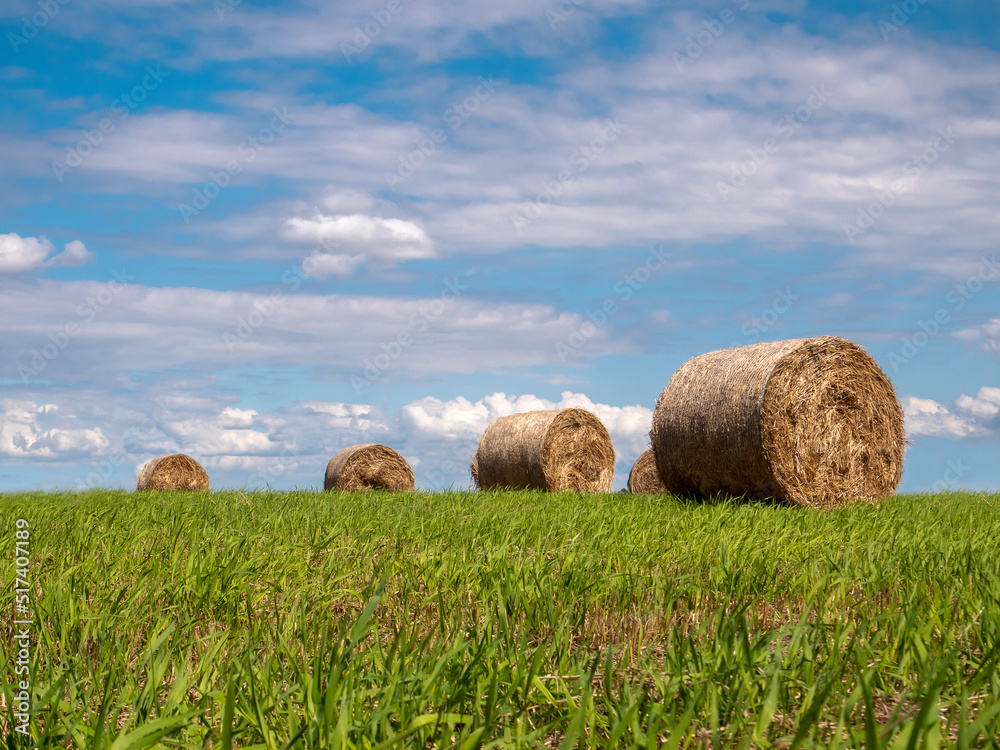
[137,453,210,491]
[469,454,480,487]
[627,449,667,494]
[324,444,415,491]
[473,408,615,492]
[650,336,905,507]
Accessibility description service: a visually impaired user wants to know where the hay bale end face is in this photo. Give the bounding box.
[137,453,210,491]
[473,408,615,492]
[325,444,415,491]
[627,449,667,494]
[650,336,905,507]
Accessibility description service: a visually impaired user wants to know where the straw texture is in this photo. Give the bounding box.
[650,336,905,507]
[472,408,615,492]
[137,453,210,491]
[324,443,415,491]
[627,449,667,494]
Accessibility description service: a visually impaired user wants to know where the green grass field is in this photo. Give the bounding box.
[3,489,1000,748]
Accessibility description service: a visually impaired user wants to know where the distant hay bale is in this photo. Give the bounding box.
[627,449,667,494]
[324,444,415,491]
[472,408,615,492]
[469,454,480,487]
[137,453,210,491]
[650,336,905,507]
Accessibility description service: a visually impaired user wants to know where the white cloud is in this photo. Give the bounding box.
[0,234,52,273]
[955,318,1000,353]
[53,240,95,267]
[0,400,109,459]
[162,417,276,457]
[903,397,976,439]
[300,401,387,432]
[903,389,1000,440]
[0,234,94,273]
[955,387,1000,422]
[318,188,384,216]
[281,213,435,278]
[0,279,614,384]
[201,455,297,472]
[218,407,258,427]
[280,214,431,254]
[28,23,998,280]
[299,252,366,278]
[558,392,654,456]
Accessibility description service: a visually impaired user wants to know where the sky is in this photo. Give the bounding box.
[1,0,998,493]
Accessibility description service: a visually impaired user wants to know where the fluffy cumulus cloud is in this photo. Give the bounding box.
[57,240,94,266]
[0,233,94,273]
[0,400,109,460]
[0,234,51,273]
[280,189,435,277]
[162,417,276,457]
[282,214,434,277]
[903,388,1000,440]
[956,388,1000,422]
[903,398,977,440]
[955,319,1000,354]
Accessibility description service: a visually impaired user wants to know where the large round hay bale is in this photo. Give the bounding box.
[324,444,415,491]
[137,453,210,491]
[472,408,615,492]
[650,336,904,507]
[627,449,667,494]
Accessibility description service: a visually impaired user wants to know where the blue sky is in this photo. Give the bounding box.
[1,0,998,493]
